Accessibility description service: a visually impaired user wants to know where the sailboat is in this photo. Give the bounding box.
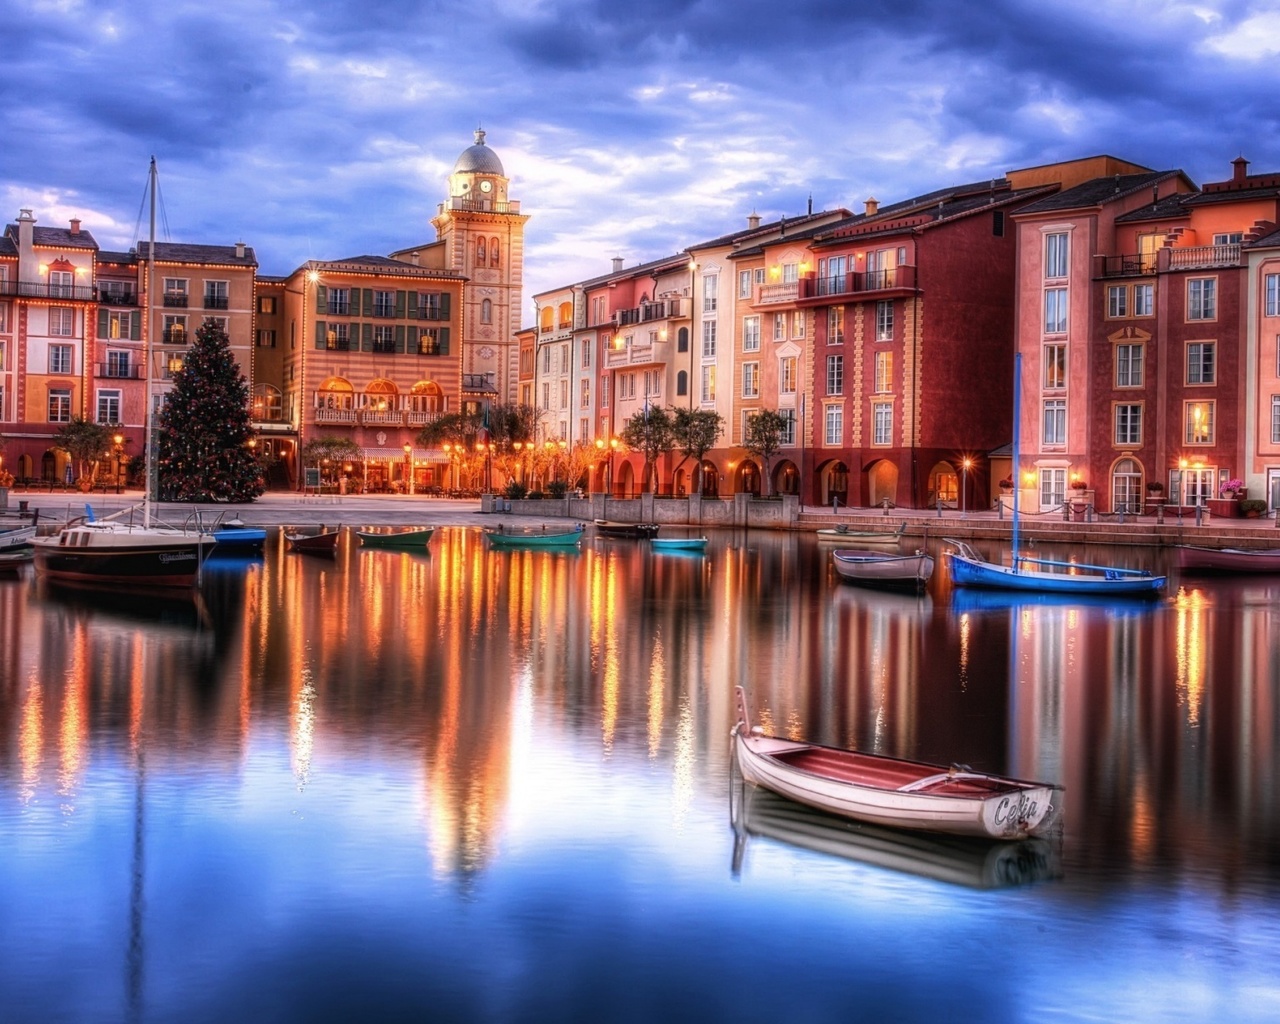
[944,353,1166,597]
[32,158,214,589]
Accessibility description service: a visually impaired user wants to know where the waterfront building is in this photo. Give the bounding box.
[1246,223,1280,506]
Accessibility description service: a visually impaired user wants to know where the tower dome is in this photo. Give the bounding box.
[452,128,505,176]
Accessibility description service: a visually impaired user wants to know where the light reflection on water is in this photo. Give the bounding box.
[0,528,1277,1023]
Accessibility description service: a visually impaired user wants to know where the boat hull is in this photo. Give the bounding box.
[285,530,340,555]
[0,545,34,574]
[486,529,582,548]
[211,526,267,553]
[832,548,934,592]
[356,528,435,548]
[946,551,1165,595]
[1175,545,1280,574]
[33,538,209,587]
[650,537,708,552]
[815,526,904,547]
[594,520,659,539]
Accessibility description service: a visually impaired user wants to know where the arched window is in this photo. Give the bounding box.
[476,238,486,265]
[677,327,689,353]
[539,306,554,331]
[481,299,492,324]
[676,370,688,396]
[490,237,500,267]
[251,383,283,422]
[1112,457,1142,514]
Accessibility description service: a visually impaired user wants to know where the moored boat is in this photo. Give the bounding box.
[211,516,267,553]
[593,519,659,539]
[485,524,584,548]
[284,527,341,556]
[831,547,934,592]
[1,524,37,551]
[356,526,435,548]
[815,523,906,547]
[946,538,1165,596]
[32,509,213,588]
[650,536,708,552]
[1175,545,1280,574]
[732,686,1060,840]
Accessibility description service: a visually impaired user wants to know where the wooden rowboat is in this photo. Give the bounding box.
[356,527,435,548]
[831,547,934,593]
[815,523,905,546]
[594,519,659,539]
[1175,545,1280,574]
[650,536,708,552]
[284,528,340,556]
[0,544,34,574]
[732,687,1060,840]
[485,525,584,549]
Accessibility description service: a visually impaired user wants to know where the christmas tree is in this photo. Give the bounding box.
[156,318,265,502]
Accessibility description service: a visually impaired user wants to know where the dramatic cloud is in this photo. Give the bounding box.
[2,0,1278,305]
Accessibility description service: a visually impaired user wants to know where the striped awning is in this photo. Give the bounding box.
[360,447,449,463]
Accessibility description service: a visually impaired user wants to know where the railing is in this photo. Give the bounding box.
[163,293,188,307]
[0,281,98,301]
[1168,244,1241,270]
[96,363,144,379]
[617,298,686,325]
[326,301,351,316]
[1097,254,1156,277]
[322,338,353,351]
[314,406,357,423]
[99,289,137,306]
[437,197,519,214]
[162,329,187,344]
[370,341,396,354]
[801,265,918,299]
[203,295,229,310]
[361,410,404,426]
[757,282,799,305]
[416,343,445,356]
[406,411,443,427]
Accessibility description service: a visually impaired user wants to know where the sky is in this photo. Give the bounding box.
[3,0,1280,320]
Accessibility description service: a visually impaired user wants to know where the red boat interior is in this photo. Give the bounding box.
[773,746,1013,795]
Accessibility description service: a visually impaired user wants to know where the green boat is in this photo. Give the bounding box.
[485,525,584,549]
[356,527,435,548]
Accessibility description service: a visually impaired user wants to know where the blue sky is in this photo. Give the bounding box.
[3,0,1279,318]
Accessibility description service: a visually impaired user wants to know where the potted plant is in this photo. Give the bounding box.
[1146,481,1164,495]
[0,468,11,509]
[1071,479,1088,493]
[1220,478,1244,498]
[1239,498,1267,518]
[998,477,1013,492]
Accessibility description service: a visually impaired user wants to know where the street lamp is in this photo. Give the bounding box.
[113,433,124,493]
[403,442,414,495]
[961,457,972,518]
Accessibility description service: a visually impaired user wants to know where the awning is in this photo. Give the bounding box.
[360,447,449,463]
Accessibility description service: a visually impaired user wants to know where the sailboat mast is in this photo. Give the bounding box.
[144,157,157,522]
[1010,351,1021,570]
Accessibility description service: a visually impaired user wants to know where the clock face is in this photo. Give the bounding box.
[479,180,492,193]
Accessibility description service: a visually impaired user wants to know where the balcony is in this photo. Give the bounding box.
[407,410,443,427]
[437,197,520,215]
[163,293,189,308]
[96,363,144,379]
[99,289,137,306]
[203,294,229,310]
[361,409,404,426]
[757,282,799,305]
[606,336,671,369]
[162,329,187,345]
[798,266,918,301]
[617,298,686,326]
[461,373,498,394]
[322,338,353,352]
[314,405,357,424]
[1099,245,1243,278]
[1097,254,1156,278]
[2,281,97,301]
[1168,244,1242,270]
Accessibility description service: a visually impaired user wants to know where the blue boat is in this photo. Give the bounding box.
[211,517,267,554]
[650,536,708,553]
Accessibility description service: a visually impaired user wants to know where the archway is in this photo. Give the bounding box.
[868,460,900,508]
[673,467,688,497]
[700,460,720,497]
[616,460,637,499]
[410,380,444,415]
[773,460,799,496]
[926,460,957,508]
[818,460,848,507]
[363,379,399,414]
[735,460,761,495]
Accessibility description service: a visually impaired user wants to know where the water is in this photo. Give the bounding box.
[1,529,1277,1023]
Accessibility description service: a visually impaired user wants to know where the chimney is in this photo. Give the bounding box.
[1233,156,1249,182]
[747,212,761,230]
[16,208,35,251]
[612,256,624,273]
[69,218,80,235]
[864,197,879,216]
[234,240,245,259]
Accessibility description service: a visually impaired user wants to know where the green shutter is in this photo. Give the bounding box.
[362,323,373,352]
[395,325,405,353]
[438,327,449,355]
[407,291,419,319]
[315,320,327,349]
[130,311,141,340]
[361,289,373,317]
[97,308,108,338]
[395,290,406,318]
[440,293,451,319]
[315,285,327,314]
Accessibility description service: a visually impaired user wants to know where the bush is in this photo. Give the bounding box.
[547,480,568,498]
[503,480,528,500]
[1146,482,1164,493]
[1239,498,1267,515]
[527,491,544,500]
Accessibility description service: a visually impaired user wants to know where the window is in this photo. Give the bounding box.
[824,405,843,446]
[875,300,894,341]
[1044,343,1066,389]
[1188,278,1216,320]
[541,382,550,410]
[873,403,892,445]
[257,329,277,348]
[742,362,760,399]
[258,295,276,314]
[163,278,188,306]
[490,237,500,268]
[743,316,760,352]
[780,356,797,395]
[1185,401,1214,444]
[373,290,395,318]
[772,313,786,341]
[1187,342,1216,384]
[559,380,568,409]
[581,341,591,369]
[419,293,444,320]
[49,270,74,297]
[1045,232,1068,278]
[779,409,796,446]
[106,351,131,378]
[417,328,444,355]
[702,274,718,312]
[827,306,844,345]
[676,371,687,397]
[0,301,7,332]
[325,323,350,350]
[1115,404,1142,445]
[701,366,716,403]
[48,388,71,423]
[97,389,121,425]
[782,263,798,284]
[1266,274,1280,317]
[327,288,350,316]
[106,311,133,339]
[874,351,892,393]
[792,311,804,338]
[580,379,590,409]
[1134,283,1154,317]
[701,321,717,358]
[826,355,844,395]
[677,327,689,353]
[1116,344,1144,387]
[1043,399,1066,446]
[49,344,73,374]
[561,344,569,373]
[1039,468,1066,508]
[1107,285,1127,318]
[0,341,5,371]
[49,306,74,336]
[163,315,187,344]
[601,377,610,408]
[207,316,229,334]
[1272,396,1280,445]
[1044,289,1068,333]
[371,325,395,352]
[204,281,229,310]
[1213,232,1243,246]
[481,299,492,324]
[738,270,752,299]
[823,256,845,295]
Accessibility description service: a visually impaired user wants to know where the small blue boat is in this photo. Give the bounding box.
[650,536,708,553]
[945,539,1165,596]
[211,517,267,554]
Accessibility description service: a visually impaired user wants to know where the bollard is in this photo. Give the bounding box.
[882,497,890,516]
[936,496,943,519]
[1117,506,1124,525]
[1196,503,1203,527]
[998,497,1004,521]
[1063,503,1070,522]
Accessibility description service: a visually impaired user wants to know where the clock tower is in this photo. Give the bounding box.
[430,129,529,405]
